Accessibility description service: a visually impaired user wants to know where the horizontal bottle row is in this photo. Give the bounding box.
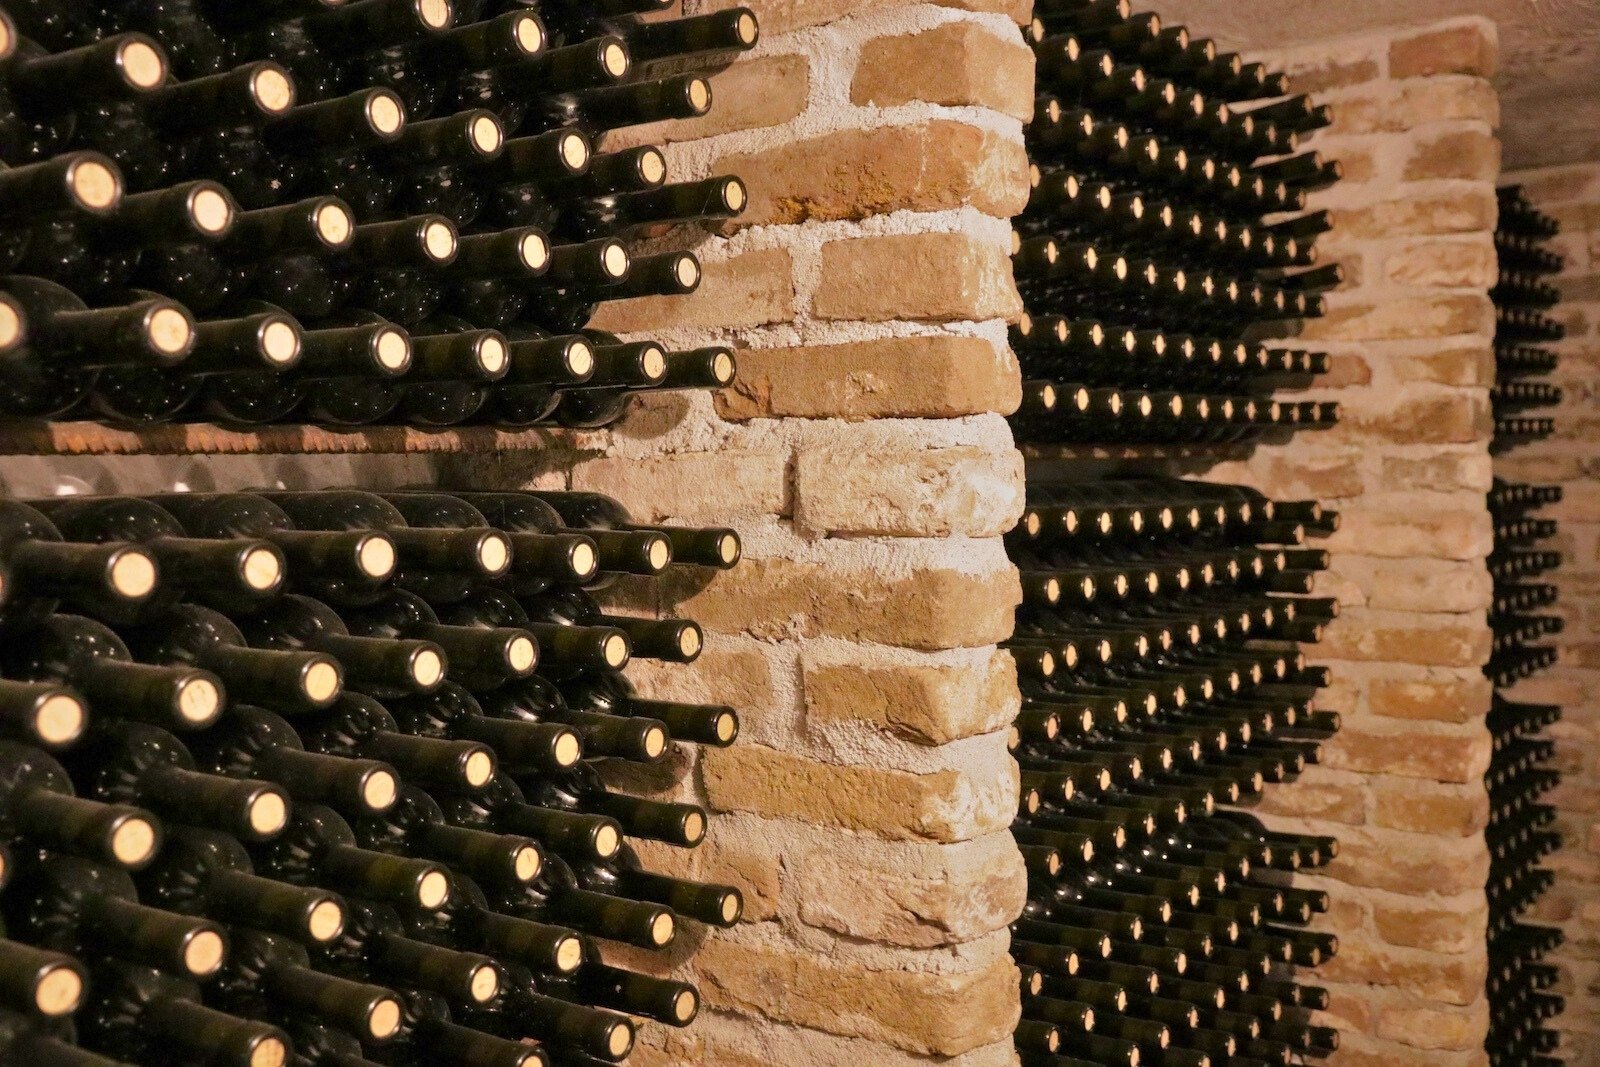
[0,270,739,425]
[1017,381,1339,445]
[1013,314,1330,392]
[0,488,738,627]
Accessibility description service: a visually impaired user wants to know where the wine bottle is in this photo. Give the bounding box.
[312,896,503,1008]
[299,693,496,792]
[5,852,225,979]
[142,491,399,601]
[75,961,288,1067]
[0,938,85,1019]
[233,594,446,698]
[388,680,584,774]
[62,720,290,841]
[32,496,284,612]
[209,926,406,1043]
[353,781,543,891]
[183,704,399,816]
[438,772,624,864]
[1,614,223,731]
[409,875,585,979]
[339,587,537,690]
[248,802,453,911]
[136,825,347,946]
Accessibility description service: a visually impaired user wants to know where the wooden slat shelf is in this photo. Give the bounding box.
[0,421,605,456]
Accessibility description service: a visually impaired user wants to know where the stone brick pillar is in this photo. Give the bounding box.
[454,2,1037,1063]
[1494,160,1600,1063]
[1190,16,1504,1066]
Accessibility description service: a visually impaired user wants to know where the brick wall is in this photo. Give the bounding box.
[1195,17,1504,1065]
[1495,159,1600,1063]
[448,2,1036,1062]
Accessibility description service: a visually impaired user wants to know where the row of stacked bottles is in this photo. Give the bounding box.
[0,486,741,1065]
[1008,2,1344,1064]
[1484,185,1568,1067]
[0,0,754,427]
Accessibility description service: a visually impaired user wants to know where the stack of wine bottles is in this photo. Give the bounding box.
[0,0,755,427]
[1484,185,1568,1067]
[1008,478,1342,1067]
[1008,4,1348,1063]
[0,486,742,1065]
[1493,187,1564,454]
[1012,0,1342,449]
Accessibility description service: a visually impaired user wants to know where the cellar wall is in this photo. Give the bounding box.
[444,1,1038,1063]
[1492,158,1600,1061]
[1197,17,1504,1066]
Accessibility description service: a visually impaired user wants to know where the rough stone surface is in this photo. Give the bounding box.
[715,336,1022,422]
[715,122,1030,227]
[852,22,1036,122]
[814,233,1024,323]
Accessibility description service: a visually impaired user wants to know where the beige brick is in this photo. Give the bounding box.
[815,233,1022,323]
[1321,352,1374,388]
[1286,56,1381,95]
[702,745,1017,843]
[852,23,1034,122]
[1304,294,1495,343]
[715,336,1021,421]
[1334,78,1500,135]
[1335,1035,1489,1067]
[676,555,1020,650]
[1332,190,1498,238]
[1325,828,1491,898]
[1328,506,1494,561]
[1325,723,1490,784]
[1319,610,1491,668]
[691,0,1033,36]
[1373,896,1489,954]
[1512,163,1600,206]
[1372,778,1491,835]
[714,122,1028,226]
[625,643,778,715]
[795,833,1026,947]
[1391,343,1497,386]
[1385,241,1499,291]
[1343,557,1492,613]
[589,248,795,333]
[1376,1002,1490,1051]
[1255,772,1368,825]
[1334,388,1493,445]
[603,54,808,149]
[694,824,784,923]
[571,451,789,522]
[795,444,1023,538]
[689,937,1020,1055]
[1402,126,1501,182]
[803,649,1019,746]
[1390,21,1499,80]
[1369,674,1493,725]
[678,1015,1019,1067]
